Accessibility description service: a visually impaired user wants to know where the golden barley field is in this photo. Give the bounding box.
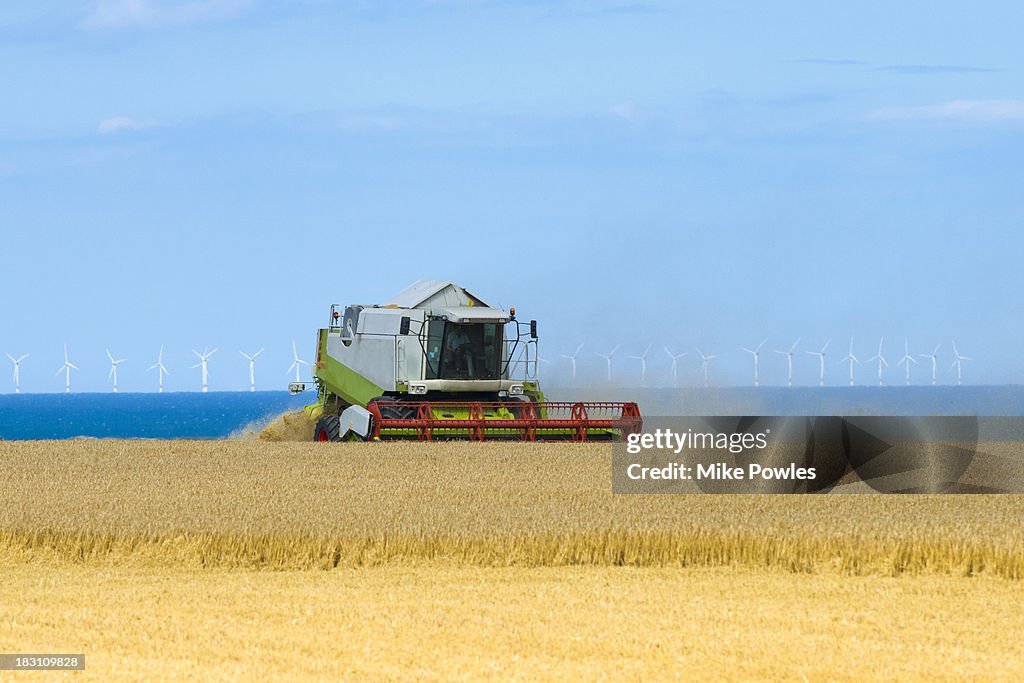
[2,439,1023,681]
[2,439,1022,575]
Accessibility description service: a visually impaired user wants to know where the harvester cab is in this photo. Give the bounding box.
[302,280,641,442]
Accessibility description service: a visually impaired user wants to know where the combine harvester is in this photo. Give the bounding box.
[291,280,642,442]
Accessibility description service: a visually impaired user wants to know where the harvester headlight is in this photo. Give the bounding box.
[409,383,427,395]
[509,384,524,396]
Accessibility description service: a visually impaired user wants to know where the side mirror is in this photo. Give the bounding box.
[399,316,411,335]
[530,320,538,339]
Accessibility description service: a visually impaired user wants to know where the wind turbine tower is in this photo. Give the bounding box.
[148,345,170,393]
[106,349,127,393]
[950,341,971,386]
[663,347,688,387]
[919,342,941,386]
[192,348,218,392]
[741,338,767,387]
[54,344,78,393]
[774,338,800,387]
[629,345,651,386]
[240,348,265,392]
[287,341,308,383]
[806,339,830,387]
[896,338,919,385]
[839,337,860,386]
[696,349,718,388]
[7,353,28,394]
[560,343,584,387]
[594,345,620,384]
[866,337,887,386]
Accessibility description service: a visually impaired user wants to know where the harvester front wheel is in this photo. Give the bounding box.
[314,415,342,442]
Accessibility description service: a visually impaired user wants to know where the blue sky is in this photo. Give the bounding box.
[1,0,1022,391]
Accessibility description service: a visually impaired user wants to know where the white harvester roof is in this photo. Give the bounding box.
[386,280,496,314]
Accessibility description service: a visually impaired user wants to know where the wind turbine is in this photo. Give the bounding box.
[663,347,688,387]
[148,345,170,393]
[240,348,265,392]
[696,349,717,388]
[192,347,217,392]
[54,344,78,393]
[919,342,941,386]
[286,341,308,383]
[950,341,971,386]
[7,353,28,393]
[594,345,620,383]
[838,337,860,386]
[865,337,887,386]
[629,345,651,386]
[741,338,767,387]
[896,338,919,385]
[106,349,127,393]
[806,339,831,387]
[774,338,800,387]
[560,343,584,387]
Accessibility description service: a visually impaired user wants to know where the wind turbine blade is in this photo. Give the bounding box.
[240,351,251,360]
[756,338,767,351]
[821,339,831,353]
[742,348,754,354]
[108,366,115,381]
[192,362,202,369]
[909,356,919,364]
[254,348,265,358]
[106,349,114,362]
[6,354,14,363]
[208,348,218,358]
[67,363,78,370]
[55,366,64,376]
[193,350,202,359]
[789,338,800,353]
[961,355,972,361]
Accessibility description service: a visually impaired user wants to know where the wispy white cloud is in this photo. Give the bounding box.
[868,99,1024,123]
[98,116,160,134]
[337,116,403,131]
[608,100,644,123]
[873,64,1001,75]
[82,0,251,30]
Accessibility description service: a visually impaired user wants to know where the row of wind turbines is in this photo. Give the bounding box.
[6,343,310,393]
[551,338,972,387]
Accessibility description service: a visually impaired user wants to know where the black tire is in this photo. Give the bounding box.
[367,397,417,420]
[315,415,342,442]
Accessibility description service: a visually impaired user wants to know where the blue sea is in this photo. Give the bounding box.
[0,392,311,440]
[2,386,1024,440]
